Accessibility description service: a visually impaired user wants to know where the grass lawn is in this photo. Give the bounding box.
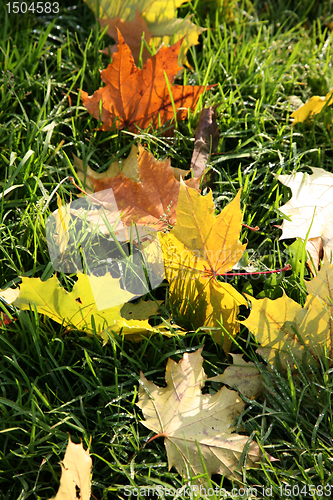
[1,0,333,498]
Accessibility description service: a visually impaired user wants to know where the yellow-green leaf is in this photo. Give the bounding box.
[120,298,162,320]
[11,273,169,342]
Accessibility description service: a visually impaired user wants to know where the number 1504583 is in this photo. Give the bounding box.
[279,484,332,497]
[6,2,59,14]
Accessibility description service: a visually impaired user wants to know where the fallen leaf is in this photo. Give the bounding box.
[159,183,247,353]
[290,88,333,126]
[75,144,200,231]
[306,236,324,274]
[84,0,204,66]
[99,10,152,65]
[241,258,333,370]
[137,348,260,480]
[73,145,140,193]
[0,312,15,327]
[80,32,213,132]
[0,287,20,304]
[9,273,169,342]
[74,144,199,190]
[148,15,205,68]
[49,436,92,500]
[190,106,219,178]
[120,298,162,320]
[83,0,188,27]
[208,354,264,399]
[278,167,333,270]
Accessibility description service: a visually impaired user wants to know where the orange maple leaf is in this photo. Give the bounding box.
[75,145,200,230]
[80,30,214,131]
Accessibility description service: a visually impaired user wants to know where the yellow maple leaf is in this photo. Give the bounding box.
[241,258,333,369]
[49,436,92,500]
[9,273,169,342]
[137,348,260,480]
[159,182,246,353]
[208,353,264,399]
[290,88,333,126]
[83,0,204,66]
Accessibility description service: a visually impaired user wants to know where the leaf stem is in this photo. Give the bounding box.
[219,263,292,277]
[242,223,259,231]
[69,176,103,205]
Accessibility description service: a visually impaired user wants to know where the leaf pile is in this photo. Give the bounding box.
[5,3,333,494]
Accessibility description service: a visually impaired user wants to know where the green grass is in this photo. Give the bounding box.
[1,0,333,498]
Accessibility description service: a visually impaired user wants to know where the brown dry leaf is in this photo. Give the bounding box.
[137,348,261,480]
[208,354,264,399]
[49,436,92,500]
[99,9,152,65]
[80,31,213,132]
[190,106,219,178]
[75,144,200,231]
[0,312,16,327]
